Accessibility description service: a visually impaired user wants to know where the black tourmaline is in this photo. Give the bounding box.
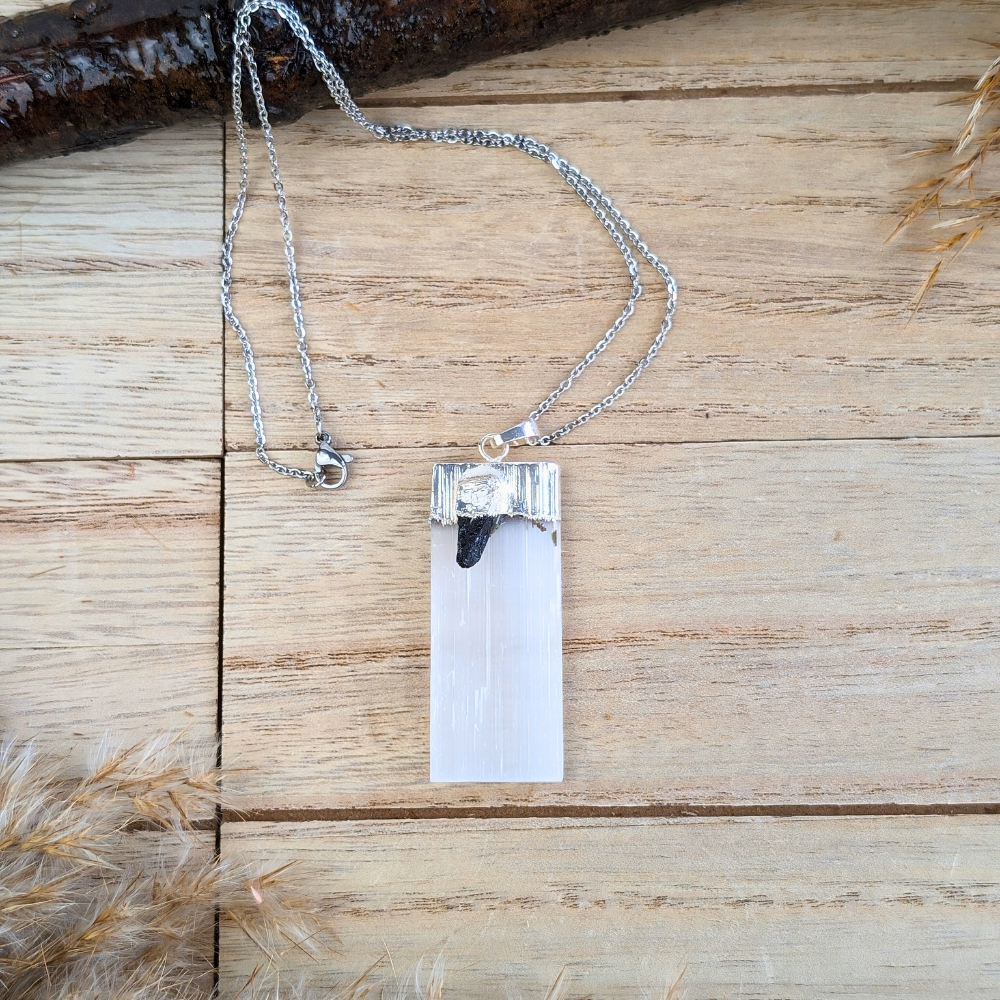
[456,515,502,569]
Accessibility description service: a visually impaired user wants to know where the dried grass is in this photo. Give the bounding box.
[1,734,683,999]
[0,734,329,1000]
[892,46,1000,313]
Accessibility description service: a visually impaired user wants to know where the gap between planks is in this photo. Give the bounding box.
[220,802,1000,824]
[222,433,1000,453]
[212,116,228,998]
[357,77,982,109]
[14,433,1000,466]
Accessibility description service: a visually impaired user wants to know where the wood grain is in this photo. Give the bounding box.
[0,0,59,12]
[3,0,992,93]
[0,124,222,461]
[222,438,1000,810]
[0,460,219,762]
[221,815,1000,998]
[371,0,998,101]
[1,645,217,763]
[223,93,1000,454]
[2,0,998,991]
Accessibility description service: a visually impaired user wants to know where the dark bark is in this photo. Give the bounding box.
[0,0,726,167]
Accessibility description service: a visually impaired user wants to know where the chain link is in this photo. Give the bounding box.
[221,0,678,481]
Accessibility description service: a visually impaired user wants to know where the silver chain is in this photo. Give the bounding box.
[222,0,678,486]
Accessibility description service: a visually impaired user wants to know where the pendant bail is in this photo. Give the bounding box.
[479,418,539,462]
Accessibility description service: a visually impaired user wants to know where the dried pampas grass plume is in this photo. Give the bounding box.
[892,45,1000,314]
[1,733,680,999]
[0,734,329,1000]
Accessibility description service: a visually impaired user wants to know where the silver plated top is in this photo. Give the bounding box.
[430,462,560,524]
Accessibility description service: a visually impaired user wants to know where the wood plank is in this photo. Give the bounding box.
[220,815,1000,997]
[4,0,990,93]
[0,460,219,764]
[222,438,1000,810]
[1,646,217,766]
[223,93,1000,453]
[0,124,222,461]
[371,0,997,101]
[0,0,58,12]
[0,0,61,12]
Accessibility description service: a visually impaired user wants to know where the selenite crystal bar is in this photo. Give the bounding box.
[430,517,563,782]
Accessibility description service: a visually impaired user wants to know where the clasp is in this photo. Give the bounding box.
[478,418,539,462]
[313,434,353,489]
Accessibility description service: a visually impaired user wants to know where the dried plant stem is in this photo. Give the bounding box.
[893,46,1000,313]
[0,736,329,1000]
[1,734,666,998]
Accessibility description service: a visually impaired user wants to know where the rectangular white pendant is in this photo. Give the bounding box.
[429,462,563,783]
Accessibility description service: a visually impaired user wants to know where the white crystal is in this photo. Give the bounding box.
[430,517,563,782]
[455,466,513,519]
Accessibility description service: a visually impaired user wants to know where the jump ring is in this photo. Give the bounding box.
[478,434,509,463]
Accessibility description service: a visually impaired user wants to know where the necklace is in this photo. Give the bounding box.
[222,0,678,783]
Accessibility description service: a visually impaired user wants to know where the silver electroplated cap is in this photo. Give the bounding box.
[430,462,560,524]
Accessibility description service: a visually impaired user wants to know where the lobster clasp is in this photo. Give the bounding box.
[313,435,353,489]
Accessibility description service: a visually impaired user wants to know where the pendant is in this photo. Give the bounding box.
[429,459,563,782]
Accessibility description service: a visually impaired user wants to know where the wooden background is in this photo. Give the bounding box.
[2,0,999,995]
